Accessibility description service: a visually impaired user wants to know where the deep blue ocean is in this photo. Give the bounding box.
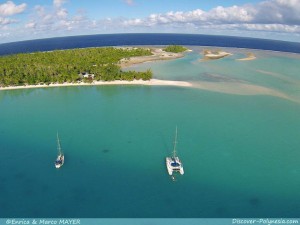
[0,33,300,55]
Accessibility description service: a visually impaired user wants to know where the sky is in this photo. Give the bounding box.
[0,0,300,43]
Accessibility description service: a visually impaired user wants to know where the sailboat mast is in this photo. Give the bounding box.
[173,126,178,158]
[57,132,62,155]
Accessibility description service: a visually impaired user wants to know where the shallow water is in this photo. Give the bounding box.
[131,47,300,101]
[1,47,300,217]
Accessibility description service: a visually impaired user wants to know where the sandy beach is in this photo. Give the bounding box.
[119,48,185,68]
[0,79,192,91]
[0,47,191,91]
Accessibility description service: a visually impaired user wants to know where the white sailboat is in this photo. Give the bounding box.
[55,133,64,169]
[166,127,184,175]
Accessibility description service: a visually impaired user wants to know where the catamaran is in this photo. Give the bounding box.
[55,133,64,169]
[166,127,184,175]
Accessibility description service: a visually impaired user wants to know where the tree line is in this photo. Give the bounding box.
[163,45,188,53]
[0,47,153,87]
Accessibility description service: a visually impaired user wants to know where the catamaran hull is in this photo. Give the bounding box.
[55,164,62,169]
[166,157,184,175]
[55,155,64,169]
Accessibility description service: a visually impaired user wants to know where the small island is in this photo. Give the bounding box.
[163,45,188,53]
[201,49,232,61]
[0,47,154,88]
[0,45,189,89]
[119,46,187,68]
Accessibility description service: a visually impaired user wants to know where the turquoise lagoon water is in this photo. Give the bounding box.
[0,47,300,217]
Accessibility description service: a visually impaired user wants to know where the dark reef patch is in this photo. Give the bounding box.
[102,149,110,153]
[249,197,261,207]
[200,72,242,83]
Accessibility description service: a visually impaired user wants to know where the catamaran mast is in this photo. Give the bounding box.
[173,126,178,158]
[57,132,62,155]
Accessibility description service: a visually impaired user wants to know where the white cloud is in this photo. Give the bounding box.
[122,0,300,35]
[208,6,254,23]
[0,17,16,25]
[53,0,67,8]
[0,31,10,37]
[25,22,36,29]
[242,24,300,33]
[26,1,71,30]
[34,5,45,16]
[56,8,68,18]
[2,0,300,43]
[254,0,300,24]
[0,1,26,16]
[0,1,24,28]
[22,1,92,38]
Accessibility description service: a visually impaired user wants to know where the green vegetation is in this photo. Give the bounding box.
[0,47,153,87]
[163,45,187,53]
